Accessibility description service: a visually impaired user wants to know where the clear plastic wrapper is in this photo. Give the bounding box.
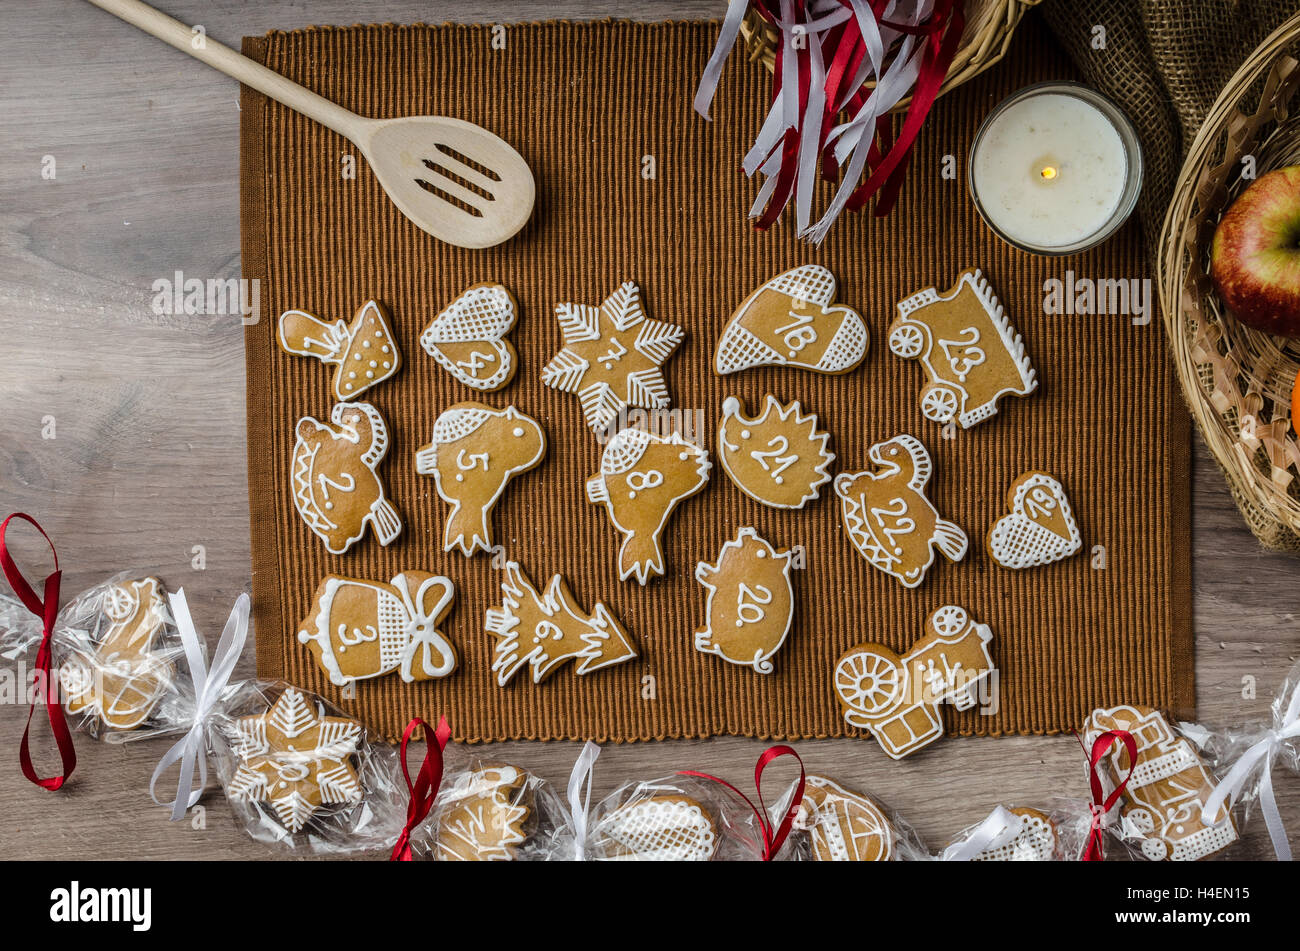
[410,758,570,861]
[1198,659,1300,860]
[587,772,764,861]
[206,678,407,855]
[938,799,1095,861]
[1082,704,1241,861]
[1,571,196,743]
[768,773,927,861]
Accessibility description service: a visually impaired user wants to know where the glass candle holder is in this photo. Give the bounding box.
[968,82,1143,256]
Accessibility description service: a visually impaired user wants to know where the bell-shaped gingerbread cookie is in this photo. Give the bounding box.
[291,401,402,554]
[716,265,868,376]
[278,300,401,400]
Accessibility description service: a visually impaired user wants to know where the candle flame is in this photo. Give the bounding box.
[1040,165,1059,181]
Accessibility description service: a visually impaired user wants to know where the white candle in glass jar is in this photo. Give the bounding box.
[969,84,1141,254]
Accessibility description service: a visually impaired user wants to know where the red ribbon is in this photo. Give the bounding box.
[1077,728,1137,862]
[680,744,805,861]
[389,715,452,861]
[0,513,75,791]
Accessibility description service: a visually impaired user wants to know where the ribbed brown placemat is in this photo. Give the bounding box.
[240,17,1193,743]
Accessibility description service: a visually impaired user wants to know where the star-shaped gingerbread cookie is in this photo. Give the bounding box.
[226,688,363,833]
[541,282,684,436]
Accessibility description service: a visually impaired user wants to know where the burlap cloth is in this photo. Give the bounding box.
[241,17,1194,743]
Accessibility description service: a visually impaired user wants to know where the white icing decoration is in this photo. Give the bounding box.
[420,284,518,391]
[988,473,1082,569]
[597,797,716,861]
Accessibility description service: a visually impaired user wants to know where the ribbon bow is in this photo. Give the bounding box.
[149,589,250,819]
[940,804,1023,861]
[680,744,806,861]
[390,716,452,861]
[1201,680,1300,861]
[1078,728,1138,862]
[566,741,602,861]
[392,574,455,683]
[0,513,75,790]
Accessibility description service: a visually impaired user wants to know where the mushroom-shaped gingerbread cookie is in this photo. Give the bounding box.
[278,300,401,400]
[291,401,402,554]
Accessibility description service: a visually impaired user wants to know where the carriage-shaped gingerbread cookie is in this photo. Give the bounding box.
[1083,705,1238,861]
[887,268,1036,428]
[834,605,995,760]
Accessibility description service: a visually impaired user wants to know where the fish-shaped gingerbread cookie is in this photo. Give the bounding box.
[586,427,711,584]
[415,403,547,557]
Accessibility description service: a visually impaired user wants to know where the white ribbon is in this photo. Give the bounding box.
[566,741,601,861]
[149,589,250,820]
[940,805,1022,861]
[1201,681,1300,861]
[693,0,751,119]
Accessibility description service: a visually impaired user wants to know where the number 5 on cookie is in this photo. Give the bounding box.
[834,605,997,759]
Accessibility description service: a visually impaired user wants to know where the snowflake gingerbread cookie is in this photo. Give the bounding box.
[834,605,996,760]
[226,688,363,834]
[717,395,834,509]
[586,427,711,584]
[716,265,868,376]
[291,401,402,554]
[434,765,532,861]
[485,561,638,686]
[415,403,547,557]
[297,572,456,687]
[987,471,1082,569]
[420,283,520,391]
[833,434,967,588]
[888,268,1036,428]
[694,527,796,674]
[278,299,401,401]
[542,281,685,436]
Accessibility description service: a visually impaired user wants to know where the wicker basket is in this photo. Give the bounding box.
[1157,11,1300,551]
[737,0,1043,111]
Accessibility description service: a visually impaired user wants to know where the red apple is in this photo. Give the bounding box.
[1211,165,1300,338]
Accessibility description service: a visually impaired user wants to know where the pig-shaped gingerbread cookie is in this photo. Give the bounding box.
[694,527,796,674]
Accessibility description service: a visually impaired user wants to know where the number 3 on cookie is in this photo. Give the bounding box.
[736,583,772,625]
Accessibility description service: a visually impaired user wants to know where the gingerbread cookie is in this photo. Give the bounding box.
[794,776,894,862]
[834,605,996,760]
[297,572,456,687]
[415,403,547,557]
[586,427,711,584]
[715,265,867,376]
[963,807,1059,862]
[486,561,638,686]
[278,300,400,401]
[596,795,718,861]
[1083,705,1238,861]
[291,401,402,554]
[434,765,531,861]
[888,268,1036,428]
[694,527,795,674]
[420,283,519,391]
[988,471,1082,569]
[61,577,173,731]
[226,688,363,833]
[717,395,834,509]
[834,434,967,588]
[542,281,685,436]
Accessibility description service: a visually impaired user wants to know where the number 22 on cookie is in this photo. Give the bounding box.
[776,309,817,355]
[870,497,916,555]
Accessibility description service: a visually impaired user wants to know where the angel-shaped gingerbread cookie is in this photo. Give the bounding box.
[291,401,402,554]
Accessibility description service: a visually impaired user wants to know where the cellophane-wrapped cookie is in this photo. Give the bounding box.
[0,571,194,742]
[938,800,1096,861]
[586,774,762,861]
[411,760,570,861]
[770,774,927,861]
[1083,705,1240,861]
[207,679,406,854]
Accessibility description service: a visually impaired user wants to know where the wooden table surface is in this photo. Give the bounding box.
[1,0,1296,861]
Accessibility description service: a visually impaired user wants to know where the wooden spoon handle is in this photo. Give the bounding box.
[86,0,366,140]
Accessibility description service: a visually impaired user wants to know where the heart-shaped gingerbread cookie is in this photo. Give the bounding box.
[421,283,518,391]
[987,471,1081,569]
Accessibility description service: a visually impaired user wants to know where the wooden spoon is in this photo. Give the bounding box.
[87,0,535,249]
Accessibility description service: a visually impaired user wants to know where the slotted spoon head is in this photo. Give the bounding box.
[360,116,535,249]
